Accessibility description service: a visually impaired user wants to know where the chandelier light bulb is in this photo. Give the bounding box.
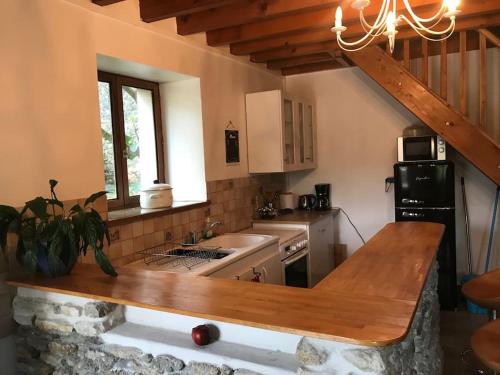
[386,11,397,34]
[444,0,461,17]
[331,6,347,34]
[445,0,459,12]
[335,6,343,28]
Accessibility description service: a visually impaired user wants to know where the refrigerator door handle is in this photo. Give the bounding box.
[402,211,425,218]
[402,198,425,205]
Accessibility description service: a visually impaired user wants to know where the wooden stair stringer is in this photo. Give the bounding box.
[344,46,500,186]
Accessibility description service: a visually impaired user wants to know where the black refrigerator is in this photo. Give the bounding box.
[394,161,457,310]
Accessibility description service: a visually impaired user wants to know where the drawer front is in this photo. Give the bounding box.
[208,244,278,279]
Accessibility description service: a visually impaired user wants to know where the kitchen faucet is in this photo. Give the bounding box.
[185,221,223,244]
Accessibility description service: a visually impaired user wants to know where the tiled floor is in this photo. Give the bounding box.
[441,310,492,374]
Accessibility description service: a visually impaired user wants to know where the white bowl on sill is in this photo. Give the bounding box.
[140,183,173,209]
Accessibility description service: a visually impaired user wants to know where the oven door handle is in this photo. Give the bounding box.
[284,249,309,266]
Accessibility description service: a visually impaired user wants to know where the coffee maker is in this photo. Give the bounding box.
[315,184,331,211]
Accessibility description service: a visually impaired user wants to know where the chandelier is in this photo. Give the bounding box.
[330,0,461,53]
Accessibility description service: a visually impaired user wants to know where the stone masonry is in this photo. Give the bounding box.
[12,293,262,375]
[294,261,442,375]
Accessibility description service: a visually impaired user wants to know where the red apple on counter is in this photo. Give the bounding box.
[192,324,210,346]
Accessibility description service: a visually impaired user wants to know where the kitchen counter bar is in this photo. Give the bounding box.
[253,208,339,225]
[7,222,444,347]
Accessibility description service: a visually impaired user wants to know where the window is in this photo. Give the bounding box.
[97,71,165,210]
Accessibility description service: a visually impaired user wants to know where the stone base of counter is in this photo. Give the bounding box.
[15,325,251,375]
[11,263,442,375]
[296,262,442,375]
[12,291,263,375]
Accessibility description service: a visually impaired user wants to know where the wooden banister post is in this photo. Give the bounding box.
[459,32,467,116]
[421,39,429,86]
[440,40,448,100]
[479,32,487,130]
[403,40,410,70]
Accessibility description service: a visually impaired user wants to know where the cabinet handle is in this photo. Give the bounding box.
[261,267,267,283]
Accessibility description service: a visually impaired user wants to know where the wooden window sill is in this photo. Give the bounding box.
[107,201,210,227]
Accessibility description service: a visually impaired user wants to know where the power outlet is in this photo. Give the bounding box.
[110,228,120,242]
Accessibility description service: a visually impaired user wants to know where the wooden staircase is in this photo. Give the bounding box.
[344,29,500,186]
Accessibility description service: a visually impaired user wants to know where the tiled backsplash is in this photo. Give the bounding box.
[81,174,286,267]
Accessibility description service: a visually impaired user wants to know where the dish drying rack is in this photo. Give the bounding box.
[138,243,225,271]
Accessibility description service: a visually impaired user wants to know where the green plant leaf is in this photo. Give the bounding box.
[69,204,83,214]
[84,191,107,207]
[94,248,117,277]
[25,197,48,221]
[46,199,64,209]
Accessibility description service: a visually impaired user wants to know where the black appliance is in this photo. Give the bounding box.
[315,184,331,211]
[398,135,446,162]
[298,194,316,210]
[394,161,457,310]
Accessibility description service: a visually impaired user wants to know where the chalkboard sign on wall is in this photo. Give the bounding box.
[225,130,240,164]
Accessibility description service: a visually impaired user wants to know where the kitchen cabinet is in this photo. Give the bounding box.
[309,215,335,286]
[245,90,317,173]
[209,243,282,285]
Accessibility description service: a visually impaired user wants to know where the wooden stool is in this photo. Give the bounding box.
[462,269,500,318]
[461,269,500,374]
[471,319,500,372]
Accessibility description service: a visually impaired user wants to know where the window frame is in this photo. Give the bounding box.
[98,71,165,211]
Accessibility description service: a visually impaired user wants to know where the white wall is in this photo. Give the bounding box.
[161,79,207,201]
[0,0,282,207]
[285,60,500,275]
[285,68,418,254]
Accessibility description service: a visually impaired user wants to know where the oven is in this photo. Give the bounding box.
[397,135,446,162]
[280,233,310,288]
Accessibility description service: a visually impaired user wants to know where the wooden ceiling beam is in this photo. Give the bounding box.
[92,0,125,5]
[281,60,344,76]
[177,0,340,35]
[252,40,338,63]
[267,53,333,70]
[139,0,241,23]
[249,12,500,63]
[206,0,443,46]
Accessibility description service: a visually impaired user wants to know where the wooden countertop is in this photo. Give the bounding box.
[253,208,339,225]
[7,222,444,347]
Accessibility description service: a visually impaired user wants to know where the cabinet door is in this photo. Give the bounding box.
[308,216,334,287]
[304,104,316,167]
[246,90,285,173]
[283,98,295,169]
[208,244,282,285]
[235,253,282,285]
[297,102,305,165]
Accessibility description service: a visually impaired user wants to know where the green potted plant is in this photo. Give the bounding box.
[0,180,117,277]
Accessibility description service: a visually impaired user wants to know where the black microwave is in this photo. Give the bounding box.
[397,135,446,162]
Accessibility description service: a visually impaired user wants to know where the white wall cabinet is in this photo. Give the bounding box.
[246,90,317,173]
